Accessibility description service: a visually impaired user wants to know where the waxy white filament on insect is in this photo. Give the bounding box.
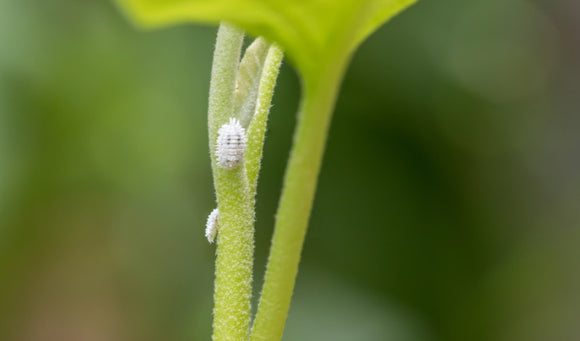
[205,208,219,243]
[216,118,247,170]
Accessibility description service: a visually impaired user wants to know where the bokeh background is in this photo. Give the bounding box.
[1,0,579,340]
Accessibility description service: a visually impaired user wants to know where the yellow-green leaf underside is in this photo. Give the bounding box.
[115,0,416,78]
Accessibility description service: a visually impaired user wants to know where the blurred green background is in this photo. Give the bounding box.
[1,0,579,340]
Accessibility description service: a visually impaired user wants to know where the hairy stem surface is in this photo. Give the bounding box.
[208,23,255,341]
[250,54,350,341]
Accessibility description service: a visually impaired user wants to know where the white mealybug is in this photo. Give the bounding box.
[216,118,247,170]
[205,208,219,243]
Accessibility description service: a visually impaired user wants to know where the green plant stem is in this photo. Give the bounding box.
[246,43,284,194]
[250,55,351,341]
[208,23,255,341]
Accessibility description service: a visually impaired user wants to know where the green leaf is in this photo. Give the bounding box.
[116,0,416,79]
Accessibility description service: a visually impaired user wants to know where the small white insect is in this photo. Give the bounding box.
[205,208,219,243]
[216,118,247,170]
